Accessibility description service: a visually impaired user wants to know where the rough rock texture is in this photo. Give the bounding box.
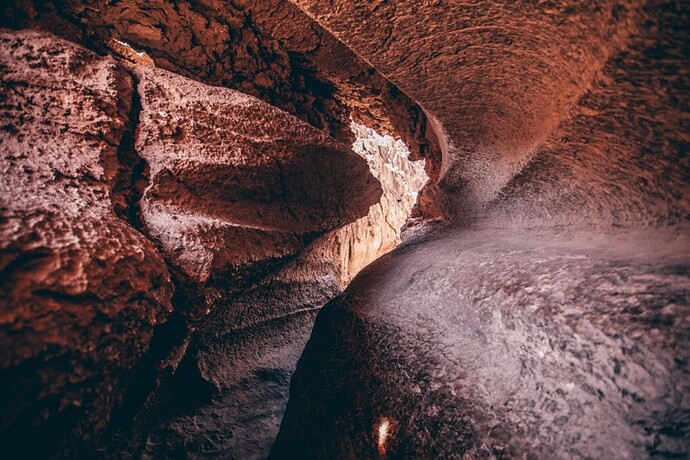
[289,0,687,222]
[483,2,690,228]
[0,0,441,176]
[332,122,428,285]
[92,121,427,460]
[134,64,381,313]
[0,26,386,458]
[95,242,340,459]
[273,1,690,458]
[276,230,690,458]
[2,0,689,458]
[0,30,174,457]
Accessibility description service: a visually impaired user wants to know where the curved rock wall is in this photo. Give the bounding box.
[133,63,380,313]
[274,229,690,458]
[84,121,428,459]
[289,0,688,225]
[0,28,383,457]
[0,30,174,457]
[0,0,441,169]
[2,0,688,458]
[273,1,690,458]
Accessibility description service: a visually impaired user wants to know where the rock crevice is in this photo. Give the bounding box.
[110,68,149,233]
[1,1,689,458]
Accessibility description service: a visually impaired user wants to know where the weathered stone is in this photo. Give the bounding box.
[134,64,381,301]
[273,1,690,457]
[289,0,690,224]
[1,0,689,458]
[0,26,388,458]
[0,0,441,174]
[0,30,174,456]
[90,117,427,460]
[329,122,428,285]
[274,230,690,458]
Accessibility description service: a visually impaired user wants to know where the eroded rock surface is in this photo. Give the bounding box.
[0,30,174,457]
[273,1,690,458]
[0,26,385,458]
[1,0,689,458]
[0,0,441,171]
[92,120,427,460]
[333,123,428,285]
[289,0,688,222]
[134,64,380,310]
[275,230,690,458]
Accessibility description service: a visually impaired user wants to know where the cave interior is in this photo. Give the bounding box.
[0,0,689,458]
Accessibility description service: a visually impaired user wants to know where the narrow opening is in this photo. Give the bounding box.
[334,121,429,286]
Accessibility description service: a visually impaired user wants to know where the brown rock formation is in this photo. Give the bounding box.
[134,63,380,312]
[0,0,441,172]
[0,30,174,456]
[272,1,690,458]
[0,24,385,457]
[275,230,690,458]
[289,0,688,224]
[83,113,428,460]
[1,0,689,458]
[331,122,428,285]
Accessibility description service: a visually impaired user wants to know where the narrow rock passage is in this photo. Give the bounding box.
[0,27,401,457]
[100,309,319,459]
[271,0,690,457]
[95,121,430,458]
[1,0,688,458]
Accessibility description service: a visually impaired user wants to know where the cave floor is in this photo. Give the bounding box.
[98,309,318,459]
[272,227,690,458]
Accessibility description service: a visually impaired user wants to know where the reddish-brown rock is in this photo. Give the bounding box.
[1,0,688,458]
[0,25,386,457]
[134,63,381,303]
[289,0,690,224]
[272,1,690,458]
[0,30,174,456]
[0,0,441,174]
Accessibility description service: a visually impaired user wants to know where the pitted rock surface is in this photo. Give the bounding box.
[0,30,173,457]
[134,64,381,297]
[0,0,688,458]
[272,1,690,457]
[0,27,385,457]
[289,0,688,223]
[0,0,441,172]
[274,230,690,458]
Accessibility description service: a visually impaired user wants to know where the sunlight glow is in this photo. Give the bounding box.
[377,417,391,455]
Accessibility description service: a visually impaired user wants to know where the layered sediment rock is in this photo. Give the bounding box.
[133,64,380,313]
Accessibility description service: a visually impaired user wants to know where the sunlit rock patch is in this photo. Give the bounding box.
[331,122,428,285]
